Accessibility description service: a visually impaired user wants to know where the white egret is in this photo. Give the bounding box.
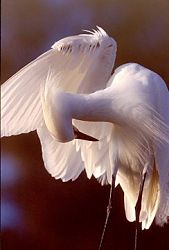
[1,27,169,247]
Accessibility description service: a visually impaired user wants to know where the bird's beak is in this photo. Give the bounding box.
[73,126,98,141]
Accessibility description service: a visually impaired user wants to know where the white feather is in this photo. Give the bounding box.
[1,27,116,137]
[1,28,169,230]
[37,122,84,181]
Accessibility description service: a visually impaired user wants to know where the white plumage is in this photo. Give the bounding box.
[1,27,169,229]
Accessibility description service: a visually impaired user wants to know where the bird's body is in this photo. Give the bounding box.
[1,27,169,230]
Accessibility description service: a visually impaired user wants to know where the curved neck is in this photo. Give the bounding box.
[69,88,120,124]
[44,87,121,142]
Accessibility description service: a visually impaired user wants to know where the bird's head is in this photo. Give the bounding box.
[41,88,98,143]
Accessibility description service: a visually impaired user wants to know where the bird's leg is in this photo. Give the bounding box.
[99,175,115,250]
[134,171,147,250]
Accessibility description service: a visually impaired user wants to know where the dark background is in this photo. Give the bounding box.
[1,0,169,250]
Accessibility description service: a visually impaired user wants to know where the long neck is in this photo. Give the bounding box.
[69,87,121,124]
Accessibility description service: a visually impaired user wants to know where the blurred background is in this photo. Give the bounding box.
[1,0,169,249]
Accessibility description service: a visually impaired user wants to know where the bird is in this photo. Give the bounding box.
[1,27,169,235]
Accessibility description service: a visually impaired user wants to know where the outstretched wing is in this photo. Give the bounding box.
[1,27,117,182]
[1,51,51,136]
[1,27,116,137]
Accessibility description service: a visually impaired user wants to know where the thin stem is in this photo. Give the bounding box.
[134,172,147,250]
[99,176,115,250]
[134,227,138,250]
